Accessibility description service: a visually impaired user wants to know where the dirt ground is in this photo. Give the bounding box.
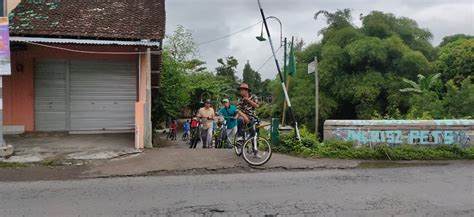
[0,164,89,182]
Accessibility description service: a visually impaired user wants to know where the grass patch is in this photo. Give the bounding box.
[0,161,29,169]
[274,128,474,160]
[42,159,63,167]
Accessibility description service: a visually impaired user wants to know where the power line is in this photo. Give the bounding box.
[197,21,262,46]
[256,46,282,73]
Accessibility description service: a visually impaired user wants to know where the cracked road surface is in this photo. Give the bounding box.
[1,163,473,216]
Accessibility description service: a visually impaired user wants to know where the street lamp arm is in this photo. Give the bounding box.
[265,16,283,47]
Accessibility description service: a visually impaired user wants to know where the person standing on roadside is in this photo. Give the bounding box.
[197,99,215,148]
[218,98,239,145]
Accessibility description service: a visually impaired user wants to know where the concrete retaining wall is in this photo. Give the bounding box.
[324,120,474,147]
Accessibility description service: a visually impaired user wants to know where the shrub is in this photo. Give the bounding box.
[274,133,474,160]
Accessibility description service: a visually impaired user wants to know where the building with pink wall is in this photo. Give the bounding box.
[5,0,165,149]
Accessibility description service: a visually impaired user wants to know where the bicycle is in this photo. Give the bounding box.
[166,128,177,141]
[234,119,272,166]
[182,129,190,141]
[189,122,201,149]
[214,119,233,149]
[214,114,239,152]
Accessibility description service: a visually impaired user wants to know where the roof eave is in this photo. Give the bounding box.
[10,36,162,47]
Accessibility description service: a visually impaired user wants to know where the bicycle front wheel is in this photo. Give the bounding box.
[242,137,272,166]
[234,140,243,156]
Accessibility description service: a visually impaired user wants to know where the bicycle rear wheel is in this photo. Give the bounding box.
[166,132,171,141]
[182,132,188,141]
[242,137,272,166]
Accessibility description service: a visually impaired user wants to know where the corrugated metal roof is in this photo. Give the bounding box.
[10,37,161,47]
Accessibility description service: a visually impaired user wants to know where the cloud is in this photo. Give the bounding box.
[166,0,474,79]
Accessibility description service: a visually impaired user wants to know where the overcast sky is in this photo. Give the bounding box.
[166,0,474,80]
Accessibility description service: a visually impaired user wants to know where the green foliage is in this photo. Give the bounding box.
[346,36,387,69]
[242,61,257,90]
[435,38,474,83]
[400,73,441,93]
[315,9,353,37]
[268,9,471,132]
[256,103,273,119]
[443,77,474,118]
[216,56,238,79]
[164,25,197,62]
[155,25,239,130]
[405,91,444,119]
[439,34,474,47]
[154,51,190,124]
[186,72,233,111]
[216,56,239,92]
[0,162,28,169]
[274,134,474,160]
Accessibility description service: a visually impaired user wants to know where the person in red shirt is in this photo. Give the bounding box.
[190,116,199,128]
[169,120,178,140]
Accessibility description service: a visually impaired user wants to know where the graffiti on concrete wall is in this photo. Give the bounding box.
[333,128,472,146]
[347,120,474,126]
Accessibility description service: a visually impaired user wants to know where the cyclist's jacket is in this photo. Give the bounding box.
[237,95,259,120]
[184,122,191,131]
[170,122,178,130]
[219,105,238,129]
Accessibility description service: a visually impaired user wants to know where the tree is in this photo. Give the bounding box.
[315,9,353,36]
[435,38,474,83]
[216,56,239,90]
[216,56,238,77]
[439,34,474,47]
[400,73,441,93]
[242,60,256,89]
[268,9,447,131]
[154,51,190,124]
[183,59,207,72]
[241,60,264,96]
[443,76,474,118]
[361,11,435,60]
[186,72,232,111]
[154,24,200,128]
[164,25,198,62]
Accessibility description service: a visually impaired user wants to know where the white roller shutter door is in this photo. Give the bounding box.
[69,60,136,131]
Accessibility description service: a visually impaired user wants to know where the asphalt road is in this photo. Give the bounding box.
[0,163,473,216]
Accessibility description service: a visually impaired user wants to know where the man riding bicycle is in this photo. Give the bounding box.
[183,120,191,138]
[236,83,259,139]
[169,120,178,140]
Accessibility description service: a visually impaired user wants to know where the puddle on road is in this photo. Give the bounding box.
[358,162,450,169]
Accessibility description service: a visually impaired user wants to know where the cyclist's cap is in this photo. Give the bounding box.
[222,98,229,103]
[204,99,212,104]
